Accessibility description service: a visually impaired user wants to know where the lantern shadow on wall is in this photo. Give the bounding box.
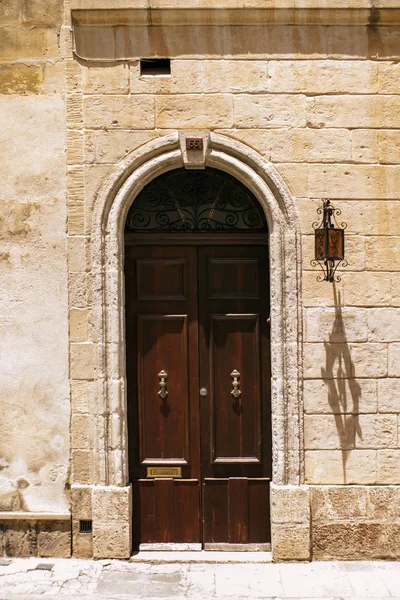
[321,287,362,484]
[312,200,347,282]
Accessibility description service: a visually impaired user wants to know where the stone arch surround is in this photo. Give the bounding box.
[70,131,304,559]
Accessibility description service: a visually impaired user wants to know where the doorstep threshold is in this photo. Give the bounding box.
[129,550,272,563]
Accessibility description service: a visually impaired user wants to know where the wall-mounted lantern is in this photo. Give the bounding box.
[312,200,347,282]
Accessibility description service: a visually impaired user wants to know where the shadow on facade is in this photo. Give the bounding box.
[321,285,362,483]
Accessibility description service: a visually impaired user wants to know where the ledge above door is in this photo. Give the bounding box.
[70,2,400,27]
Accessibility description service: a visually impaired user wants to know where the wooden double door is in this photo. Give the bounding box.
[125,242,271,549]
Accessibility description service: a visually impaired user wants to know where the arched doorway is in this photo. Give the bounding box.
[71,131,303,560]
[124,168,271,550]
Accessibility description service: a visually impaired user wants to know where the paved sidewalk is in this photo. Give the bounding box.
[1,554,400,599]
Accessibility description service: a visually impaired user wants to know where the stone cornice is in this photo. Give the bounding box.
[70,0,400,9]
[70,3,400,26]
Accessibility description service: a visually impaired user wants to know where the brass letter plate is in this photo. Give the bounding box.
[147,467,182,479]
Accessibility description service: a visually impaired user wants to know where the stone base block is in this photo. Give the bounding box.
[311,485,400,560]
[0,519,71,558]
[311,485,367,522]
[37,521,71,558]
[313,523,400,560]
[71,484,132,559]
[270,484,311,561]
[271,484,310,524]
[93,521,131,559]
[92,485,132,559]
[71,484,93,558]
[271,523,311,562]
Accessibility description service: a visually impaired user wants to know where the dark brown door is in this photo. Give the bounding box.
[125,243,270,548]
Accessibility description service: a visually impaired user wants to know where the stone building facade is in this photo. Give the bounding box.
[1,0,400,561]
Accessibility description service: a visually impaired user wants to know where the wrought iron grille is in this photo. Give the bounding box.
[79,520,92,534]
[125,168,267,233]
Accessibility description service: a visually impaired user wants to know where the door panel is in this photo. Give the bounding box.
[199,245,271,545]
[248,479,271,543]
[134,479,200,544]
[136,259,187,300]
[126,246,200,546]
[210,314,261,463]
[208,258,260,299]
[137,314,190,463]
[203,478,270,545]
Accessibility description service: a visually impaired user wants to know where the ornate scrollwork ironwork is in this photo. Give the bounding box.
[311,201,347,233]
[311,200,347,283]
[311,257,349,283]
[125,168,267,233]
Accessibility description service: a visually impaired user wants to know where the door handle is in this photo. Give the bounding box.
[158,370,168,399]
[230,369,241,399]
[200,387,207,397]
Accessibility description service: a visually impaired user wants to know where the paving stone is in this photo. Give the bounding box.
[344,571,391,597]
[280,563,353,598]
[95,569,186,598]
[0,557,400,599]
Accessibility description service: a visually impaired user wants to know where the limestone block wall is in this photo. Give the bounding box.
[0,0,70,557]
[65,7,400,559]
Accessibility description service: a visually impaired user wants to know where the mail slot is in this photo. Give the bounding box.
[146,467,182,479]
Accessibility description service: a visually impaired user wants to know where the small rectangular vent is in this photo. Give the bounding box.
[35,563,54,571]
[140,59,171,76]
[79,519,92,534]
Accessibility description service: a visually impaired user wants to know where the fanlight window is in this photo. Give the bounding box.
[125,168,267,233]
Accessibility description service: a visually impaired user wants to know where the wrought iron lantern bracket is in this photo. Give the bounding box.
[311,200,347,283]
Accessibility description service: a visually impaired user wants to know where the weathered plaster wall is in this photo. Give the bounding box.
[0,0,70,525]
